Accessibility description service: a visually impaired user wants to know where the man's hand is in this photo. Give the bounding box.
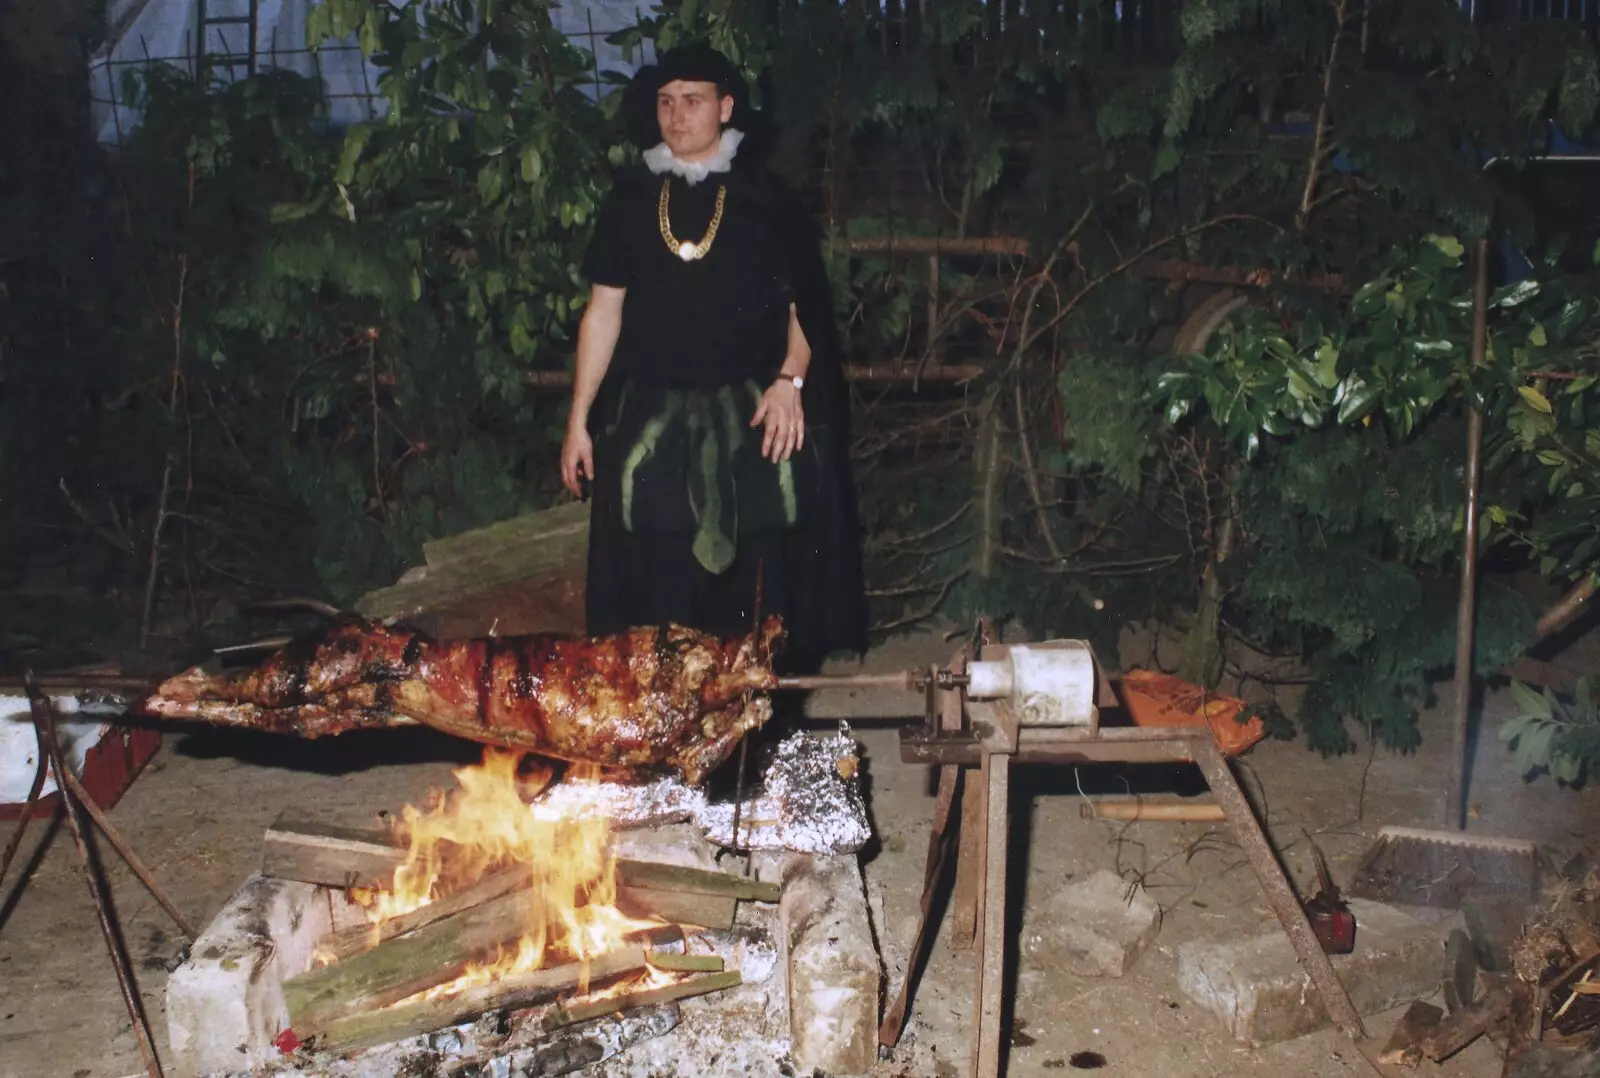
[561,424,595,498]
[751,380,805,462]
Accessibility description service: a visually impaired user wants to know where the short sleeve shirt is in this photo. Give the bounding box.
[581,168,793,389]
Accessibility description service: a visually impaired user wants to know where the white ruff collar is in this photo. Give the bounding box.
[643,128,744,186]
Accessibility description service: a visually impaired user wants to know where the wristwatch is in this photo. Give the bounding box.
[777,374,804,390]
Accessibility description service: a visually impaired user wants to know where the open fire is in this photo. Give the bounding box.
[167,727,880,1078]
[337,749,662,1007]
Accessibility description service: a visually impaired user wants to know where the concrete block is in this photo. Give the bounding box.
[1025,870,1160,977]
[167,874,355,1077]
[1462,894,1529,972]
[1177,899,1464,1046]
[780,853,882,1077]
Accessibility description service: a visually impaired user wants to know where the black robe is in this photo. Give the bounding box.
[580,160,868,662]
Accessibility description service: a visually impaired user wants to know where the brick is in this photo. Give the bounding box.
[1024,870,1160,977]
[1177,899,1464,1045]
[167,874,358,1077]
[780,853,882,1076]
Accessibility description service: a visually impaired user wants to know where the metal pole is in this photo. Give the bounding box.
[1446,235,1491,832]
[1194,741,1367,1040]
[0,674,157,693]
[773,672,921,692]
[0,754,49,892]
[23,674,165,1078]
[59,767,197,939]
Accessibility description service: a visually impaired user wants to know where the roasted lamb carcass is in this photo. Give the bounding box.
[138,617,784,785]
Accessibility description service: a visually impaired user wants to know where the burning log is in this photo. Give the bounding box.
[306,938,669,1054]
[317,872,737,965]
[260,816,778,959]
[299,939,740,1056]
[318,864,535,963]
[549,969,743,1028]
[284,887,613,1034]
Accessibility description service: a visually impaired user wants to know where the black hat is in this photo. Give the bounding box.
[621,42,753,150]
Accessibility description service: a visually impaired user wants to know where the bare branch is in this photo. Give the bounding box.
[1296,0,1352,232]
[870,572,966,634]
[1023,214,1280,353]
[58,479,137,556]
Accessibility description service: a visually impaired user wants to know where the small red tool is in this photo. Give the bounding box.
[1305,839,1357,955]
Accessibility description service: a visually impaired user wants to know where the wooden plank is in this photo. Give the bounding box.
[615,885,736,931]
[615,860,780,903]
[310,943,652,1054]
[284,888,547,1034]
[421,500,590,570]
[261,818,773,904]
[263,816,405,890]
[646,952,725,973]
[972,752,1010,1078]
[550,970,742,1028]
[1376,1000,1443,1066]
[317,865,533,963]
[950,764,984,950]
[841,235,1031,256]
[418,574,587,639]
[355,503,589,623]
[522,364,984,389]
[1421,987,1511,1062]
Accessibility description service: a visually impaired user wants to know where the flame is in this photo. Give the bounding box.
[577,962,680,1005]
[359,748,658,1001]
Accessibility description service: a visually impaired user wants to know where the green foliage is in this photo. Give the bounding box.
[1501,678,1600,786]
[0,1,623,624]
[1157,236,1600,589]
[1057,350,1160,491]
[4,0,1597,778]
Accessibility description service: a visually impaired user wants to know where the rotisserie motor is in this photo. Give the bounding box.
[138,617,784,785]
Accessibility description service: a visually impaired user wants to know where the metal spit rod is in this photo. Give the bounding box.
[774,671,968,693]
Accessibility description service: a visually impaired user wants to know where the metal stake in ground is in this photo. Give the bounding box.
[729,558,765,868]
[22,672,166,1078]
[57,765,197,940]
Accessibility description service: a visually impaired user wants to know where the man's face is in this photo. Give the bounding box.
[657,79,734,161]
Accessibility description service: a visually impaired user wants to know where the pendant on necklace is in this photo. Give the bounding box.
[677,242,697,261]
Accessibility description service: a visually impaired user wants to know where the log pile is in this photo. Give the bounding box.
[258,815,773,1057]
[1373,855,1600,1074]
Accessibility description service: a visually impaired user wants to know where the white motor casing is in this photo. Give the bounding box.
[964,640,1097,726]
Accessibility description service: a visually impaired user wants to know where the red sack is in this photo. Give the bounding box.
[1120,670,1265,758]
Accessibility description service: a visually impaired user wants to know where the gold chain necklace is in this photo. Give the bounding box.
[658,178,726,262]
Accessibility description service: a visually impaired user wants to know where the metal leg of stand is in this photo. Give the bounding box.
[878,763,962,1052]
[24,675,165,1077]
[970,751,1011,1078]
[1193,740,1366,1040]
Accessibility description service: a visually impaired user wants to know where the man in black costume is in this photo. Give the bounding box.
[561,44,867,666]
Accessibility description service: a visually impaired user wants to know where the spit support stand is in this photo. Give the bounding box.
[783,637,1367,1078]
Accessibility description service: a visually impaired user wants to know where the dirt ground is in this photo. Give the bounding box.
[1,621,1597,1078]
